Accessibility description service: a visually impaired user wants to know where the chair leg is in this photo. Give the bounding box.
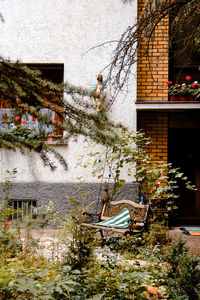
[100,229,104,239]
[99,229,106,246]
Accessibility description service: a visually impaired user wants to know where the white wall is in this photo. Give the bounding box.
[0,0,137,183]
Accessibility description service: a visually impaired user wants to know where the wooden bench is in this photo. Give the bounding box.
[81,199,150,237]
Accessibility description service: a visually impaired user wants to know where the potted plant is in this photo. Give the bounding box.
[166,76,200,101]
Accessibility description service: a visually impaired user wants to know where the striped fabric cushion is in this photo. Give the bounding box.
[95,208,130,229]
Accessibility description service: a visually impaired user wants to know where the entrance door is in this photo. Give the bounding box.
[168,128,200,225]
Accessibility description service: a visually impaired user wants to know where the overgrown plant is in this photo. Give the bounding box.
[0,171,69,264]
[64,222,95,271]
[64,183,96,270]
[80,128,195,211]
[0,169,22,261]
[105,234,145,254]
[0,168,17,222]
[164,239,200,299]
[0,222,22,262]
[143,220,168,246]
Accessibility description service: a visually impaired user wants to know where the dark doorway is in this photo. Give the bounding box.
[168,126,200,225]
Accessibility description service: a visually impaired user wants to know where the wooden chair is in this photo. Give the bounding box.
[81,199,150,237]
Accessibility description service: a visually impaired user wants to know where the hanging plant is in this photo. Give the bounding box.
[167,76,200,100]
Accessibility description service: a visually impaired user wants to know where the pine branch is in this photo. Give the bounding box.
[0,127,68,170]
[0,57,125,169]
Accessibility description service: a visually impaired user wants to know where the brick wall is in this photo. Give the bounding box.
[137,0,169,164]
[137,0,169,101]
[137,111,168,163]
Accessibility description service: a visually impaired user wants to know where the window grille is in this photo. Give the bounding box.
[0,108,14,130]
[10,200,37,220]
[0,109,55,133]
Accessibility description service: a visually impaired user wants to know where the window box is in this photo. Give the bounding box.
[170,95,196,102]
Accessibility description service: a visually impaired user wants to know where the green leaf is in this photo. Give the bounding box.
[55,286,63,294]
[175,173,184,178]
[89,294,105,300]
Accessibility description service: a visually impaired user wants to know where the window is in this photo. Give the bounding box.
[169,11,200,84]
[0,63,64,139]
[10,199,37,220]
[0,107,14,131]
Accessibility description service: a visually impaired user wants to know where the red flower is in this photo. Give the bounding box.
[15,116,20,120]
[155,181,161,186]
[21,120,27,124]
[174,84,179,87]
[186,76,191,81]
[192,83,197,88]
[31,117,36,121]
[166,81,172,85]
[4,221,10,227]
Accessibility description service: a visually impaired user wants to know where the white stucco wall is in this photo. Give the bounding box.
[0,0,137,183]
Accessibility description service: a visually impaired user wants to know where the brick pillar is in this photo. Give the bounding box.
[137,1,169,163]
[137,0,169,101]
[137,111,168,163]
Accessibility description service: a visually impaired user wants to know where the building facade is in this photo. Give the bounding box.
[0,0,138,215]
[1,0,199,224]
[136,0,200,225]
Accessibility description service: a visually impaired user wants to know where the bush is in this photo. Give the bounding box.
[164,239,200,299]
[0,263,81,299]
[64,221,95,270]
[105,233,145,255]
[0,225,22,260]
[144,221,168,246]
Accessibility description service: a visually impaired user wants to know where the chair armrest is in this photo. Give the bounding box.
[128,218,144,224]
[128,219,145,232]
[82,212,100,223]
[82,212,99,216]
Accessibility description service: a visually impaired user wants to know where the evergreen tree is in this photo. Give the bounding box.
[0,58,122,170]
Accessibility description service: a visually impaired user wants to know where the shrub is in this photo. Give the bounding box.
[64,221,95,270]
[0,225,22,260]
[164,239,200,299]
[64,186,96,270]
[105,233,145,255]
[144,221,168,246]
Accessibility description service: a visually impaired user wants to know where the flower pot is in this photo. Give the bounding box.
[170,95,196,102]
[47,134,55,142]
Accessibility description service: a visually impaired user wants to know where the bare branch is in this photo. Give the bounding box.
[82,40,119,58]
[107,0,200,99]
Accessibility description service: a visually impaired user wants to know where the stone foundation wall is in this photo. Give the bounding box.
[1,182,139,217]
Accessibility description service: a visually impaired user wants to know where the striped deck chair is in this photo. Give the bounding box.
[94,208,130,229]
[81,199,149,237]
